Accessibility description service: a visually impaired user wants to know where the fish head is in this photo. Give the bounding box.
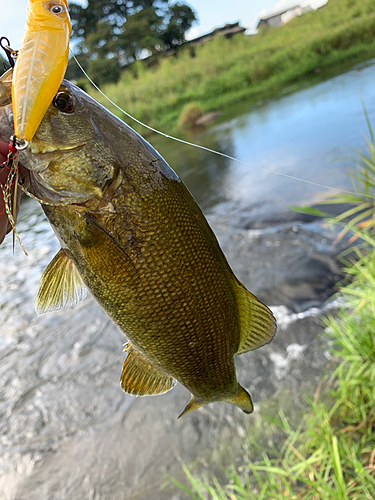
[0,71,120,206]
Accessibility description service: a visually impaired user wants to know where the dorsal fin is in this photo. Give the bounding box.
[35,248,87,316]
[235,281,277,355]
[120,347,176,396]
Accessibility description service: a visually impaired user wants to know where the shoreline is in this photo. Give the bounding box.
[82,0,375,136]
[0,194,349,500]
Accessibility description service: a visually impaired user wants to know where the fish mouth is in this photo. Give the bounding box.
[0,103,86,174]
[29,168,93,206]
[20,143,86,173]
[27,141,86,156]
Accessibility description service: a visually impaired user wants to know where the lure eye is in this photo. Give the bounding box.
[50,4,65,14]
[53,92,76,114]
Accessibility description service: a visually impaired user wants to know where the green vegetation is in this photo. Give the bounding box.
[178,103,204,128]
[171,123,375,498]
[79,0,375,132]
[68,0,196,84]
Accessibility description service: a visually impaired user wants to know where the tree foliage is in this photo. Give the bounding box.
[69,0,197,82]
[161,3,197,49]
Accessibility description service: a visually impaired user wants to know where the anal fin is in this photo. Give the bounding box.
[120,347,176,396]
[35,248,87,316]
[235,281,277,355]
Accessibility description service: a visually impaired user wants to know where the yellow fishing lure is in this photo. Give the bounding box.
[12,0,72,143]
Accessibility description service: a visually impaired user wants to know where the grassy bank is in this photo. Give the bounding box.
[79,0,375,133]
[171,131,375,498]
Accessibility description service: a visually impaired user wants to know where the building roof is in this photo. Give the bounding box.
[186,22,246,46]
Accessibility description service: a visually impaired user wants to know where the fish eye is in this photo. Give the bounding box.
[53,92,76,113]
[50,4,65,14]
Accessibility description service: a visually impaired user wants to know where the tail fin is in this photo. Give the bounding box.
[178,386,253,418]
[227,385,254,414]
[178,396,203,418]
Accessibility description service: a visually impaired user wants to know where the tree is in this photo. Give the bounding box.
[87,56,122,86]
[70,0,169,39]
[161,3,197,49]
[69,0,197,66]
[118,7,165,61]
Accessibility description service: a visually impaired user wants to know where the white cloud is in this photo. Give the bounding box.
[185,27,201,41]
[258,8,268,17]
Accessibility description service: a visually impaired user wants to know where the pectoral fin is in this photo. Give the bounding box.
[79,214,137,282]
[35,248,87,316]
[235,281,277,355]
[121,347,176,396]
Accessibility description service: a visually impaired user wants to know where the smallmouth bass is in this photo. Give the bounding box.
[0,71,276,417]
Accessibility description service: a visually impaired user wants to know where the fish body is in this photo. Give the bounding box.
[12,0,71,142]
[0,75,276,416]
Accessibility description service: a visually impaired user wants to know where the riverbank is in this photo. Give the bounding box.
[1,52,374,500]
[75,0,375,133]
[177,140,375,500]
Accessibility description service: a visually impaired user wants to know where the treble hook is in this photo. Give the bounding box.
[0,37,18,68]
[10,135,28,151]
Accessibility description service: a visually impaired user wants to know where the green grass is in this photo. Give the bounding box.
[75,0,375,133]
[171,121,375,499]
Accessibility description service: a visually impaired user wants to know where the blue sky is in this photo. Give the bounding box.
[0,0,299,52]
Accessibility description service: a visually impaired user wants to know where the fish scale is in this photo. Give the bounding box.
[0,74,277,417]
[50,180,243,400]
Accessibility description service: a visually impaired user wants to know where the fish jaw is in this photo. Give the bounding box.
[0,72,118,205]
[12,0,72,142]
[0,103,66,174]
[0,98,92,204]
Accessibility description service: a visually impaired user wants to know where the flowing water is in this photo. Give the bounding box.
[1,59,375,499]
[153,58,375,214]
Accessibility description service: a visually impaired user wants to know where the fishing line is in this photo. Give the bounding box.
[73,52,374,200]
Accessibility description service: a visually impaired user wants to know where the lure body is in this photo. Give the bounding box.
[12,0,71,142]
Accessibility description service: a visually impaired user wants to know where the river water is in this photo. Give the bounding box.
[152,58,375,215]
[1,59,375,499]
